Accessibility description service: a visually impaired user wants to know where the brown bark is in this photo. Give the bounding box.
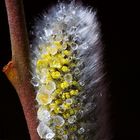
[3,0,40,140]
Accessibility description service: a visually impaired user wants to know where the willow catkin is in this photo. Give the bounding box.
[30,2,105,140]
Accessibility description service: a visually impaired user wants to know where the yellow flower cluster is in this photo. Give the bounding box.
[36,40,81,138]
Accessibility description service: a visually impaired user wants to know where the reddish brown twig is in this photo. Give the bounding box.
[3,0,40,139]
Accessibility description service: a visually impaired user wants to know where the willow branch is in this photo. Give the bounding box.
[3,0,40,139]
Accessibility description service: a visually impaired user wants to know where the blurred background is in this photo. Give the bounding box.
[0,0,140,139]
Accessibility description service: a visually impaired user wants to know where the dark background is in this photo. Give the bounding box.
[0,0,140,140]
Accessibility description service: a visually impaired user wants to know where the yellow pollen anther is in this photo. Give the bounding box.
[60,81,69,89]
[61,66,70,72]
[70,90,79,96]
[63,50,71,56]
[53,41,62,49]
[51,71,61,79]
